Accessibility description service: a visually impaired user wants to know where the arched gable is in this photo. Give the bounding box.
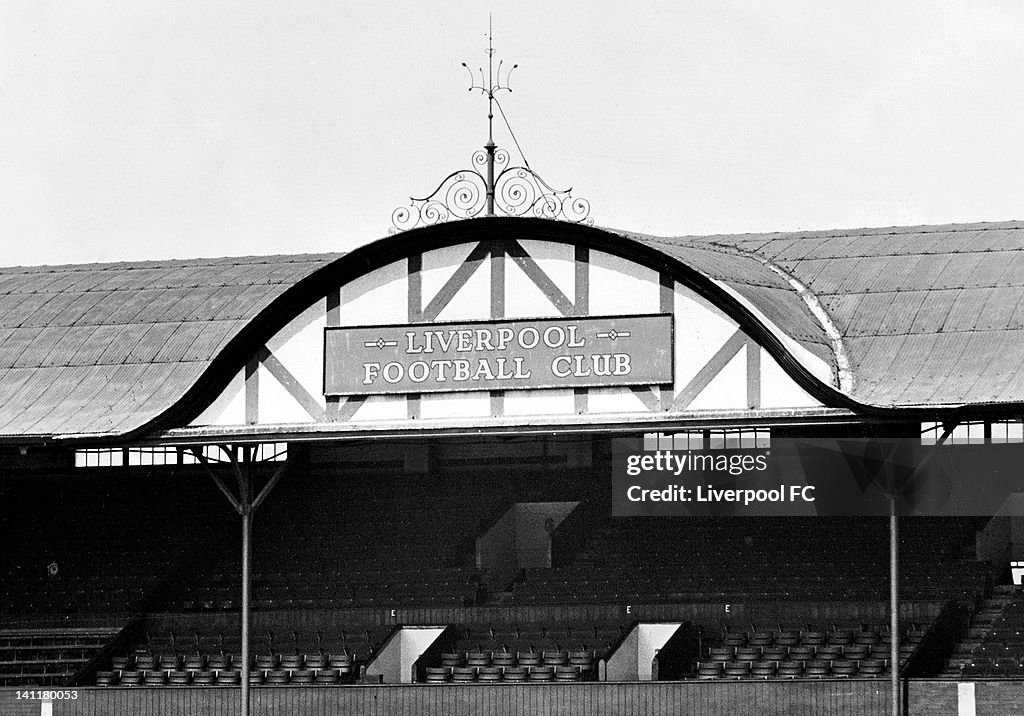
[188,220,842,433]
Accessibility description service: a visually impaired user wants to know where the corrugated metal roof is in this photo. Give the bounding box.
[1,219,1022,441]
[628,220,1024,408]
[0,254,341,439]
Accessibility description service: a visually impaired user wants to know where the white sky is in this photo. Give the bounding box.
[2,1,1023,266]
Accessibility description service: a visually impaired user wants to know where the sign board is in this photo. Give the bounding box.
[324,314,673,396]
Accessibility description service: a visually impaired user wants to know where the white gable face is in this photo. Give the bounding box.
[191,235,831,430]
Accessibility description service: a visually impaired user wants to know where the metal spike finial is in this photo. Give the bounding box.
[390,20,591,234]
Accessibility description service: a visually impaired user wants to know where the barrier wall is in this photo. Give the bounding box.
[5,680,1023,715]
[3,681,889,716]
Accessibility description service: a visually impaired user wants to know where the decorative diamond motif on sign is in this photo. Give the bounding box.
[363,338,398,350]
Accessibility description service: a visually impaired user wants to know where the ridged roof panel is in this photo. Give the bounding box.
[0,254,341,438]
[632,220,1024,408]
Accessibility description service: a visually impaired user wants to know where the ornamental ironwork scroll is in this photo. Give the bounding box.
[390,150,592,233]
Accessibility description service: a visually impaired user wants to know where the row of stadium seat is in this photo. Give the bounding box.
[111,652,356,672]
[695,658,888,679]
[692,622,922,681]
[97,668,352,686]
[706,644,892,661]
[424,665,587,682]
[438,650,596,670]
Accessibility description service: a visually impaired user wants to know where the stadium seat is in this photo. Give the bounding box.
[859,658,885,675]
[192,670,215,686]
[776,660,803,678]
[697,662,723,679]
[265,669,289,685]
[119,670,142,686]
[279,654,302,670]
[216,670,240,686]
[527,666,554,682]
[291,669,315,684]
[315,668,341,684]
[451,666,476,682]
[503,666,528,682]
[304,653,328,670]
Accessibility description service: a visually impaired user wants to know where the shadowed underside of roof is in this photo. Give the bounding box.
[0,254,341,438]
[1,219,1022,441]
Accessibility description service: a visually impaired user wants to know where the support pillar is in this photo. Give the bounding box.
[241,502,251,716]
[890,505,900,716]
[194,444,290,716]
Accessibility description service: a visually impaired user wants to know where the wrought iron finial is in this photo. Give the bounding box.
[462,17,517,163]
[390,19,592,234]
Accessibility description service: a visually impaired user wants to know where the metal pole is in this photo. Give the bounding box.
[890,504,900,716]
[241,501,251,716]
[485,140,496,216]
[484,16,496,217]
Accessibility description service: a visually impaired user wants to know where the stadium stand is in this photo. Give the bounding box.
[0,436,1005,691]
[940,585,1024,678]
[3,218,1024,715]
[97,623,392,686]
[691,622,924,680]
[514,516,992,604]
[415,621,628,683]
[0,628,120,687]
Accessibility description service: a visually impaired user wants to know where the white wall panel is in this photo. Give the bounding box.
[760,350,821,408]
[257,364,318,424]
[589,250,659,315]
[673,287,740,393]
[505,258,569,319]
[420,243,479,308]
[504,388,574,416]
[431,256,490,322]
[266,300,327,395]
[588,387,653,414]
[338,260,406,326]
[420,391,491,420]
[517,239,575,297]
[350,395,406,422]
[687,347,748,411]
[191,371,244,426]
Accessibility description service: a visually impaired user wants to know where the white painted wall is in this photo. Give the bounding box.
[338,261,406,326]
[364,627,446,684]
[604,623,682,682]
[191,370,244,426]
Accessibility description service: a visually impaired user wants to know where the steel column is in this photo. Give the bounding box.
[240,502,251,716]
[890,505,900,716]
